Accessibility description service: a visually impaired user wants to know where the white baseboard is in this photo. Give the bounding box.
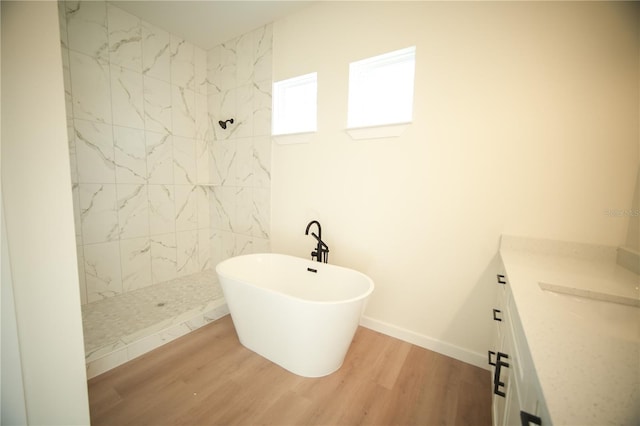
[359,315,489,371]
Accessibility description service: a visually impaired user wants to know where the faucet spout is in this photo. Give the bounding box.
[304,220,329,263]
[305,220,321,237]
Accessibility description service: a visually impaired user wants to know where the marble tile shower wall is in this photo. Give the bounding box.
[206,26,272,266]
[59,1,271,305]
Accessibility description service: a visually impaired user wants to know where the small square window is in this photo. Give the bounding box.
[272,72,317,135]
[348,46,416,129]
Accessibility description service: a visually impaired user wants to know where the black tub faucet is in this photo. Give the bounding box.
[305,220,329,263]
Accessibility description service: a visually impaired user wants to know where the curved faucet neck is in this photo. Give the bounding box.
[305,220,321,238]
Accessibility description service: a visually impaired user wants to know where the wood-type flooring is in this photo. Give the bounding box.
[88,315,491,426]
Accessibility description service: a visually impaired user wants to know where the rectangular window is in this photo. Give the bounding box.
[347,46,416,129]
[272,72,317,135]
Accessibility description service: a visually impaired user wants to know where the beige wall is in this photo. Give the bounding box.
[1,1,90,423]
[271,1,639,364]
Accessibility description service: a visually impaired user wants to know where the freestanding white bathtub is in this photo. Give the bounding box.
[215,253,374,377]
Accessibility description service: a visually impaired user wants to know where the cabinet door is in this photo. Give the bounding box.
[536,397,551,425]
[507,291,540,419]
[491,331,507,426]
[494,326,520,425]
[502,324,522,426]
[524,379,549,426]
[491,266,511,426]
[493,259,550,426]
[504,375,523,426]
[492,372,507,426]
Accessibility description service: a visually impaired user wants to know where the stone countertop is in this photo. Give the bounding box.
[499,236,639,426]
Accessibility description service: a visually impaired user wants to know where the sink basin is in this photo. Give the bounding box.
[539,282,640,343]
[539,281,639,307]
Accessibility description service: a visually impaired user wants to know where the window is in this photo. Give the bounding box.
[272,72,317,135]
[347,46,416,129]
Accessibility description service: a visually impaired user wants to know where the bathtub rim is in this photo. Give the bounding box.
[215,253,374,306]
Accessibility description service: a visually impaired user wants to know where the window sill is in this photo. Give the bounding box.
[346,122,411,140]
[272,132,315,145]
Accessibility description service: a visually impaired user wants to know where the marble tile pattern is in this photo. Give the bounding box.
[83,270,228,378]
[60,1,272,305]
[206,25,273,268]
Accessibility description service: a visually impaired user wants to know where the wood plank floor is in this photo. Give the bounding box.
[88,315,491,426]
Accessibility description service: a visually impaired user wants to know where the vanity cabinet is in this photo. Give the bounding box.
[490,263,551,426]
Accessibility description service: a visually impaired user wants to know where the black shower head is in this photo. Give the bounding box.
[218,118,234,129]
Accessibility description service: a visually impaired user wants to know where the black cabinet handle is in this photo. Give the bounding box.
[497,274,507,285]
[488,350,496,366]
[493,352,509,397]
[520,411,541,425]
[493,309,502,322]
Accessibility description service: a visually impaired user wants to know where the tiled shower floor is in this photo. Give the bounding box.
[82,269,228,378]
